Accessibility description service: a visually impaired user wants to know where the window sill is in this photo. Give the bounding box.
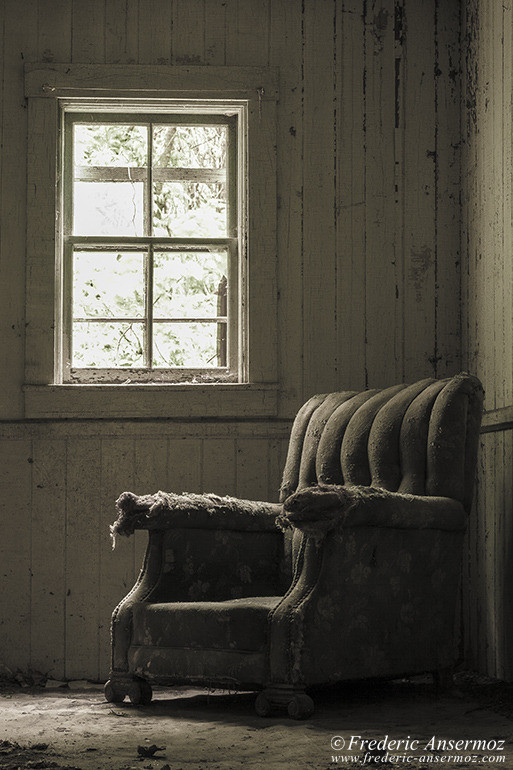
[23,383,279,419]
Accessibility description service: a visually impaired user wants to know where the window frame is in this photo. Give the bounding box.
[62,108,240,384]
[24,64,278,418]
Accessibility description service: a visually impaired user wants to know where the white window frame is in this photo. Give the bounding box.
[62,106,240,384]
[24,64,278,418]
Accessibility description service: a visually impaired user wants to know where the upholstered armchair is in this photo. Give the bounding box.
[105,374,483,718]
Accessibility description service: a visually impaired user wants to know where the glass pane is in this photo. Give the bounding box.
[72,322,145,368]
[74,124,147,167]
[73,181,145,236]
[153,125,226,169]
[153,251,228,319]
[73,251,145,319]
[152,182,226,237]
[153,322,224,368]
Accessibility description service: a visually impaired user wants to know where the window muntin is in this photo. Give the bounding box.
[62,110,240,383]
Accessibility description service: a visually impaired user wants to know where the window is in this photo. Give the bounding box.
[24,64,278,418]
[63,109,241,383]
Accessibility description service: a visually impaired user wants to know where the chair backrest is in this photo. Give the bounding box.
[280,374,484,513]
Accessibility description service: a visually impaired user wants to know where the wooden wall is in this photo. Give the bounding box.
[0,0,462,680]
[461,0,513,681]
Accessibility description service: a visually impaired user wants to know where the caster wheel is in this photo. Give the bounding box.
[255,692,272,717]
[128,678,152,705]
[104,680,125,704]
[287,693,314,720]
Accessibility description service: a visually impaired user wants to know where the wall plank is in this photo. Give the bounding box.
[30,439,67,679]
[302,0,337,397]
[202,438,236,496]
[172,0,205,64]
[335,0,366,391]
[270,0,304,413]
[105,0,139,64]
[137,0,172,64]
[435,0,462,376]
[402,0,436,381]
[38,0,72,62]
[0,440,32,673]
[65,439,101,680]
[99,438,135,680]
[71,0,105,63]
[0,0,38,417]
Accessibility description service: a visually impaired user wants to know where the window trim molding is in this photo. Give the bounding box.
[24,63,278,419]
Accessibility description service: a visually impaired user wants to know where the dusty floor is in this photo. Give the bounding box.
[1,675,513,769]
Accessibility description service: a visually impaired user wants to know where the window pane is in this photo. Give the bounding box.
[73,181,145,236]
[74,124,147,167]
[153,125,226,169]
[73,251,145,319]
[153,181,226,237]
[153,322,224,368]
[72,322,145,367]
[153,251,228,318]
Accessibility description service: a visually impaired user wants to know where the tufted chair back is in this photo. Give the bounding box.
[280,374,484,513]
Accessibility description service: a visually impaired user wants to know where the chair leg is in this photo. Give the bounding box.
[255,685,314,720]
[104,673,153,705]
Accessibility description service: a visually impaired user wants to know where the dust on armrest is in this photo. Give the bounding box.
[110,490,280,548]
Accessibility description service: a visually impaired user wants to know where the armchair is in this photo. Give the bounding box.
[105,374,483,718]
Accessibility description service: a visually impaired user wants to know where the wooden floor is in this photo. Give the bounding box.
[1,676,513,769]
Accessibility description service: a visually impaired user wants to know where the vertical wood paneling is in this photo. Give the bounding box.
[31,439,66,679]
[336,0,366,391]
[435,0,461,376]
[172,0,205,64]
[202,438,236,495]
[365,0,402,387]
[235,437,268,501]
[133,437,169,579]
[502,2,513,409]
[501,431,513,680]
[225,0,269,67]
[168,437,202,493]
[0,440,32,673]
[71,0,105,63]
[271,0,303,412]
[137,0,172,64]
[461,0,513,679]
[204,0,226,65]
[403,0,436,381]
[267,437,286,503]
[99,438,135,680]
[302,0,337,397]
[0,0,37,417]
[105,0,139,64]
[65,439,101,679]
[37,0,72,61]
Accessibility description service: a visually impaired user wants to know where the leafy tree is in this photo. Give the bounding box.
[72,122,228,369]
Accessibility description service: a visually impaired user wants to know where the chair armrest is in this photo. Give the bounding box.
[277,484,466,540]
[110,490,281,546]
[270,485,467,683]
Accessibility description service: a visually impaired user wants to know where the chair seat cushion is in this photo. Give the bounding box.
[132,596,282,653]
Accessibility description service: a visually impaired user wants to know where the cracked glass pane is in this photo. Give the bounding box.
[153,251,228,319]
[72,321,145,368]
[73,251,145,319]
[73,181,145,236]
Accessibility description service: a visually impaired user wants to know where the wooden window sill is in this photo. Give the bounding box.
[23,383,279,419]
